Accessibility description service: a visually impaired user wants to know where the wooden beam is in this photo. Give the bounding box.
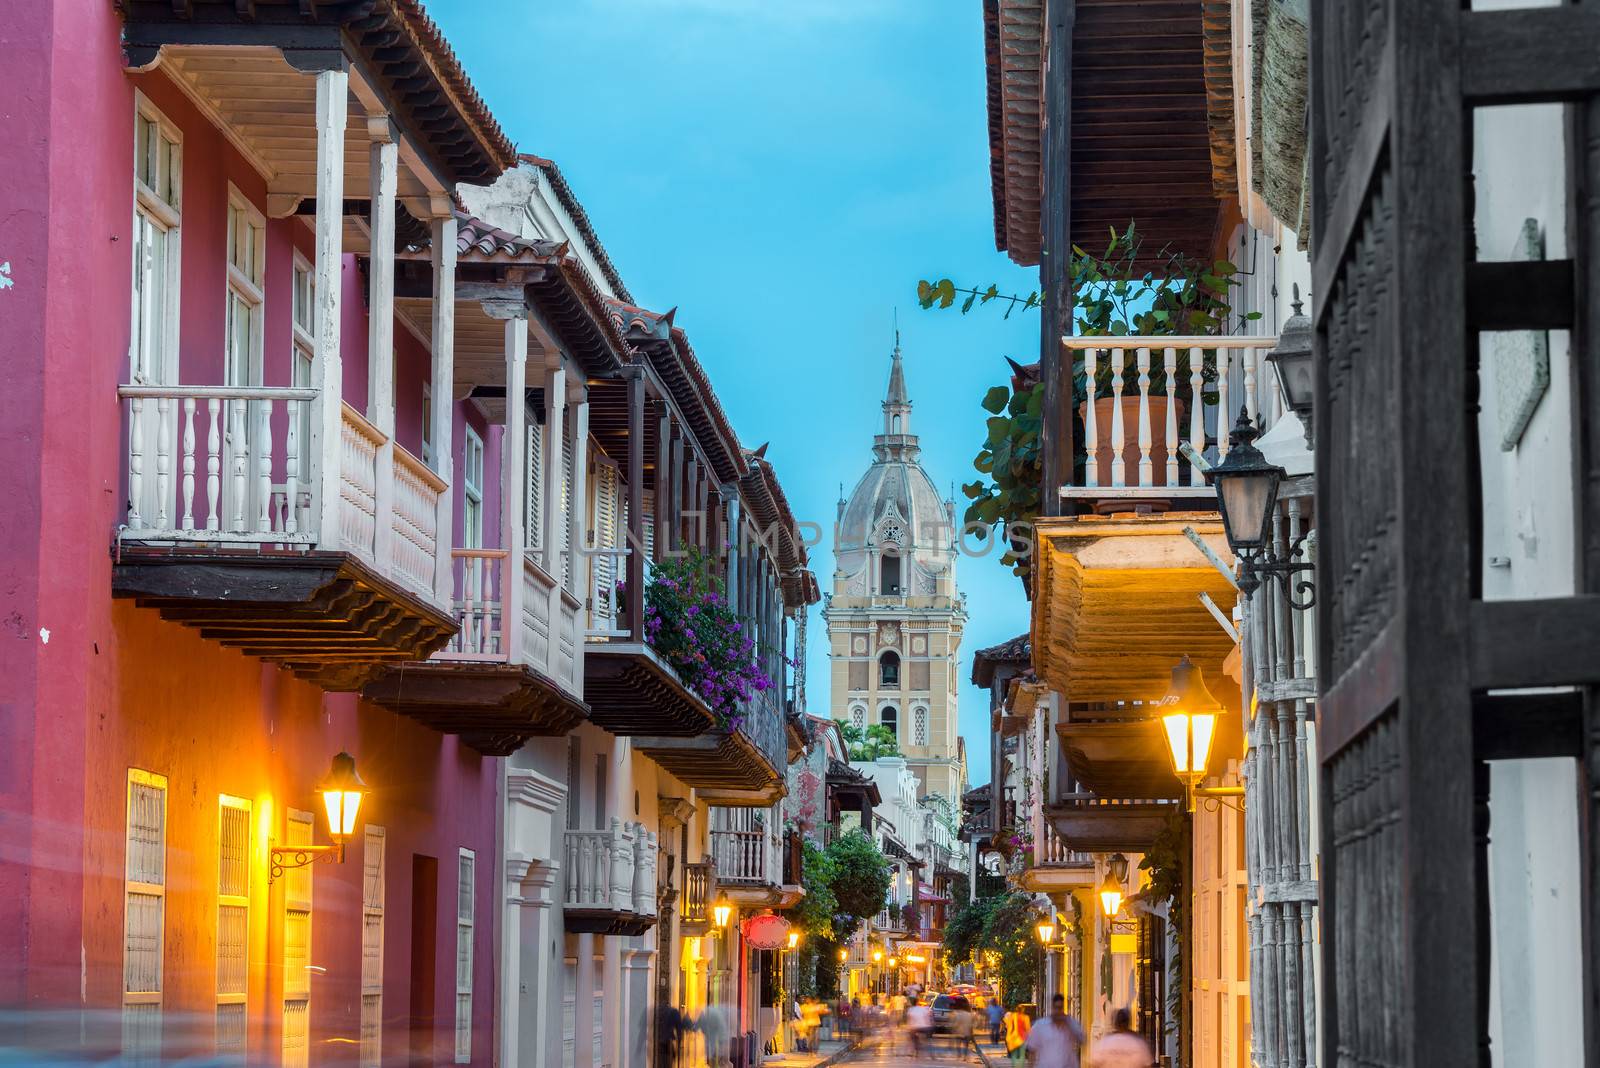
[429,214,457,603]
[1468,596,1600,689]
[625,370,647,641]
[312,68,347,548]
[1472,690,1583,761]
[1039,0,1076,518]
[1462,7,1600,105]
[1465,260,1574,331]
[1318,616,1401,760]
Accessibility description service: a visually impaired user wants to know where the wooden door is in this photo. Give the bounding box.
[1312,4,1600,1067]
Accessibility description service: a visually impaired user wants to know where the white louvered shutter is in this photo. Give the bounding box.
[561,417,574,591]
[592,458,619,628]
[642,489,655,563]
[361,826,386,1067]
[282,810,314,1068]
[124,770,167,1066]
[526,421,544,557]
[216,797,250,1053]
[454,850,476,1063]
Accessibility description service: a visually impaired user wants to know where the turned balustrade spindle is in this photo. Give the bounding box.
[205,399,222,531]
[228,398,247,531]
[256,400,273,531]
[181,398,196,531]
[1109,347,1126,486]
[154,398,171,530]
[1188,347,1205,485]
[1136,346,1153,485]
[127,397,145,528]
[284,401,300,535]
[1164,347,1180,485]
[1083,348,1100,487]
[1217,351,1233,463]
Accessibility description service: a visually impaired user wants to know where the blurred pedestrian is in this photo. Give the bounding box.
[1003,1002,1032,1066]
[1024,994,1085,1068]
[906,995,935,1058]
[987,998,1006,1045]
[1086,1009,1154,1068]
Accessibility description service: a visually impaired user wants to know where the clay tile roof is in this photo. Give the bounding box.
[453,213,554,260]
[983,0,1045,265]
[971,633,1031,687]
[517,154,635,305]
[386,0,517,176]
[602,298,747,487]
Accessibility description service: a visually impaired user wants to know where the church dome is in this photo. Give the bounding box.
[834,344,957,597]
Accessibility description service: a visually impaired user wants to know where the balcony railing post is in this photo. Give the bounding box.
[368,134,398,572]
[503,314,528,664]
[429,214,457,603]
[624,369,646,642]
[310,67,347,548]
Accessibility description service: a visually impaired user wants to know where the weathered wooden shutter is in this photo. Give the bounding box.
[1312,5,1600,1066]
[526,421,544,556]
[561,415,574,591]
[591,456,619,627]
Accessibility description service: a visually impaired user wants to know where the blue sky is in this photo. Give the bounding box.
[433,0,1042,783]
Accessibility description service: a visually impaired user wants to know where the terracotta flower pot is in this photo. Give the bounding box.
[1078,396,1188,490]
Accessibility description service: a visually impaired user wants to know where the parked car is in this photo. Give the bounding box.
[930,993,971,1034]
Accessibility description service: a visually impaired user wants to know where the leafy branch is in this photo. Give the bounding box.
[916,278,1041,318]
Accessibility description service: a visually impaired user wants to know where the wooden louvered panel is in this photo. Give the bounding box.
[527,422,544,554]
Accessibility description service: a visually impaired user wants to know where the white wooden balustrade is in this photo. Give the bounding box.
[584,547,631,638]
[1036,824,1092,867]
[121,384,318,543]
[120,388,448,601]
[1058,335,1281,493]
[562,820,657,916]
[710,828,770,884]
[439,549,582,685]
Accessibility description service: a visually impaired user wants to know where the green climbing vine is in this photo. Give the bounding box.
[1139,810,1190,1043]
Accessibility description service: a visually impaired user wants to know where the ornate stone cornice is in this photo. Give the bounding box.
[509,768,566,815]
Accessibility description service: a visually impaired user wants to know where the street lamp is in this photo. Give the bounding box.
[1265,285,1315,447]
[1156,657,1244,811]
[270,752,369,883]
[1208,408,1314,606]
[1035,918,1056,946]
[712,897,734,930]
[872,949,883,964]
[1099,854,1128,918]
[839,948,849,963]
[787,930,801,951]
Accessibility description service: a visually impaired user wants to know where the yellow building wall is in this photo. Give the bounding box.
[1192,792,1250,1068]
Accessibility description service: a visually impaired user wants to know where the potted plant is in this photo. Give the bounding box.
[1070,224,1241,491]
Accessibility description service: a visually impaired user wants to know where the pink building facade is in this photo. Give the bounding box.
[0,0,524,1062]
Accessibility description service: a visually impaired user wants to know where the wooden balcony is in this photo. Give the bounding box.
[635,693,787,805]
[363,549,586,755]
[1056,336,1279,513]
[113,392,455,689]
[1044,798,1181,854]
[1016,824,1096,894]
[709,824,803,909]
[562,822,659,937]
[680,860,718,935]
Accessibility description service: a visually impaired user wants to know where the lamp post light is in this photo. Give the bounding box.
[1156,657,1246,812]
[787,930,801,951]
[1035,918,1056,947]
[1099,854,1129,918]
[1265,285,1315,448]
[1208,408,1315,607]
[269,752,368,883]
[712,897,734,931]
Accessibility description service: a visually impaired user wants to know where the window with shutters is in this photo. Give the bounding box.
[291,253,315,465]
[282,809,314,1068]
[216,796,251,1054]
[131,94,181,390]
[463,427,485,549]
[360,826,385,1068]
[124,769,168,1066]
[224,187,265,390]
[590,452,620,629]
[527,420,545,556]
[561,414,575,591]
[566,738,581,831]
[454,849,476,1063]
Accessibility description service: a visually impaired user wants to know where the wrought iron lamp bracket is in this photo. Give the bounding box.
[1235,533,1316,609]
[269,840,344,884]
[1196,787,1246,815]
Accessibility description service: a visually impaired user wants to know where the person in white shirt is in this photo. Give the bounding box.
[1024,994,1086,1068]
[905,995,936,1058]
